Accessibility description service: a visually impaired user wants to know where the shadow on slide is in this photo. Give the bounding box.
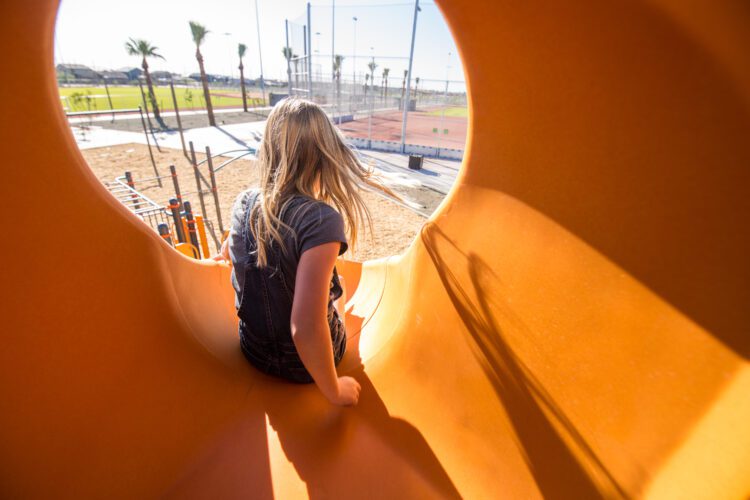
[421,222,629,499]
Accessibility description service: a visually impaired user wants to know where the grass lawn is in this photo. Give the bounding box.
[58,85,264,113]
[426,106,468,118]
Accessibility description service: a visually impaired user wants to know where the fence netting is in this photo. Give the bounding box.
[278,2,467,157]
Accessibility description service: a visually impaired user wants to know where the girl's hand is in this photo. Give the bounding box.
[209,238,231,263]
[327,376,361,406]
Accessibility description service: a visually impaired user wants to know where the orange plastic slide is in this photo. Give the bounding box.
[1,0,749,498]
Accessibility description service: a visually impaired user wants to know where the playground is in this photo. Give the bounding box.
[81,142,439,261]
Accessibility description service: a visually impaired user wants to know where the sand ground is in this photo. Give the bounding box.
[81,143,442,261]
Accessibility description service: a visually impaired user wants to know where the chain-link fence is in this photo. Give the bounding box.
[279,2,467,159]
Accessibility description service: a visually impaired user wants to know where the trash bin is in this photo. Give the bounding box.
[408,154,424,170]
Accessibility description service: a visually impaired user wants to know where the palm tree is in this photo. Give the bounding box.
[125,38,165,127]
[238,43,248,112]
[189,21,215,126]
[282,46,293,93]
[401,69,408,110]
[381,67,390,103]
[367,61,378,98]
[333,54,344,105]
[414,76,420,106]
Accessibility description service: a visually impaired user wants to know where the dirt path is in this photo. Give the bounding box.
[81,143,440,261]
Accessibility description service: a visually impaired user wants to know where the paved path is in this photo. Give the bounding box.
[357,150,461,194]
[67,106,272,125]
[72,120,265,158]
[70,120,461,194]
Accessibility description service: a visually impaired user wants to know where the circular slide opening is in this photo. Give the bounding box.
[54,0,468,262]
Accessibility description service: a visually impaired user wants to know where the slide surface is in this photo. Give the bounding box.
[1,1,749,498]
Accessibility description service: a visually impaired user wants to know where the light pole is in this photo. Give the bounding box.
[400,0,420,154]
[221,32,234,82]
[368,48,375,145]
[369,46,374,108]
[315,32,321,81]
[352,16,357,112]
[254,0,266,105]
[331,0,336,119]
[331,0,336,82]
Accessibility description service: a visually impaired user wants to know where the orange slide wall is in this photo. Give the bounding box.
[1,0,749,498]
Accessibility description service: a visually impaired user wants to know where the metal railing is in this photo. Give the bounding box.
[108,176,170,230]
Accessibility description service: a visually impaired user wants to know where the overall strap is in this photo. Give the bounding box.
[242,189,261,257]
[243,189,283,276]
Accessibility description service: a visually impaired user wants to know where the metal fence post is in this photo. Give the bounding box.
[183,201,202,257]
[168,198,186,243]
[169,164,182,208]
[169,79,188,159]
[124,171,140,210]
[137,79,154,131]
[189,141,209,225]
[205,146,224,233]
[138,106,162,187]
[157,223,173,246]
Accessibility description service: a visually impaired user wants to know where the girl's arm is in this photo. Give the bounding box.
[291,242,360,406]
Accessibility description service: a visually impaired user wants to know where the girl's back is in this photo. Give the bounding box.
[229,188,348,383]
[221,97,399,406]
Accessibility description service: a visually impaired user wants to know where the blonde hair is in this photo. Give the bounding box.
[250,97,398,267]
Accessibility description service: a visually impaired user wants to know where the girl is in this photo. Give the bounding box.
[214,98,398,407]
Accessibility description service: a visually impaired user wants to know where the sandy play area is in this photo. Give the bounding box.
[81,143,442,262]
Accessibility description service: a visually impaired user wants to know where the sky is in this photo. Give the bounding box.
[55,0,466,92]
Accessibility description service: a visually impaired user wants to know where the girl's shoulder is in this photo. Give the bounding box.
[232,188,260,209]
[286,194,342,225]
[233,189,342,227]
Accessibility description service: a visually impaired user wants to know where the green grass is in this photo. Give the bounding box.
[426,106,468,118]
[58,85,263,113]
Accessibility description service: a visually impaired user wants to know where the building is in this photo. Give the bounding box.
[99,70,129,85]
[56,63,99,83]
[116,67,143,81]
[150,71,179,84]
[188,72,228,84]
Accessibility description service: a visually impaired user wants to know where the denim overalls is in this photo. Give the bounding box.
[235,190,347,383]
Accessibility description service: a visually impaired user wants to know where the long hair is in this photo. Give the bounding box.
[250,97,399,267]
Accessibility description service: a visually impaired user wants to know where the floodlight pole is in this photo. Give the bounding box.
[331,0,335,82]
[254,0,266,105]
[332,0,336,119]
[400,0,419,154]
[307,3,313,99]
[352,16,357,112]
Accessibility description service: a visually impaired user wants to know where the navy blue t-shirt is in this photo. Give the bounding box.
[229,188,348,310]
